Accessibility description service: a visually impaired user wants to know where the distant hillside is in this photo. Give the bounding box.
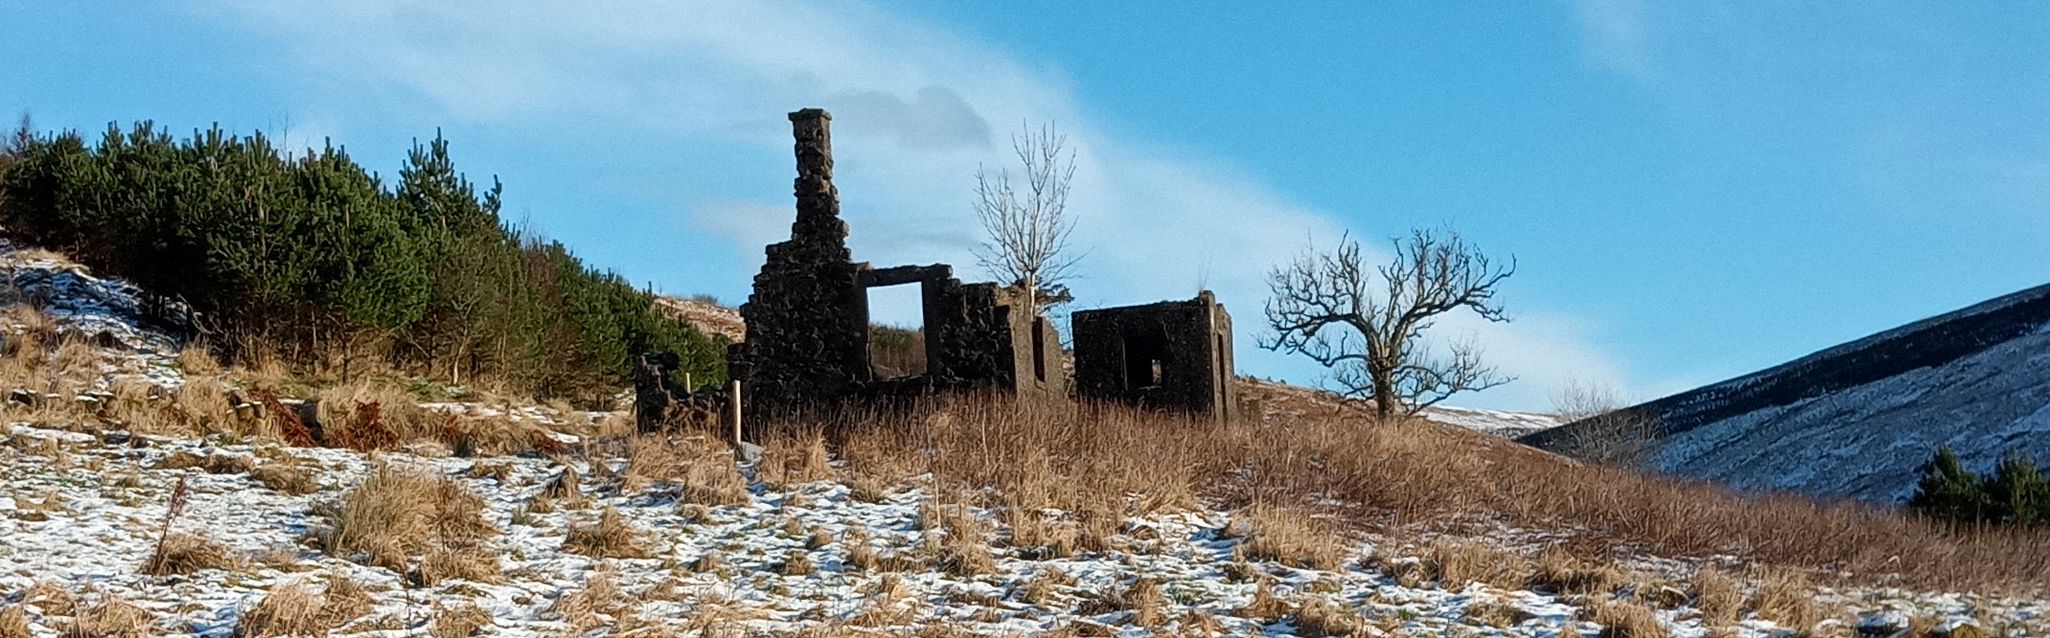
[655,295,746,343]
[1522,282,2050,503]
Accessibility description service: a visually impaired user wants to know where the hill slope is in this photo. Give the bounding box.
[1522,282,2050,503]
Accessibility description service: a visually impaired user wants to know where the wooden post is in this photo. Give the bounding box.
[683,372,693,393]
[728,380,743,445]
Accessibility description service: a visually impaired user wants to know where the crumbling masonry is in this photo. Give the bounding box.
[725,109,1067,429]
[1071,291,1238,421]
[644,108,1241,431]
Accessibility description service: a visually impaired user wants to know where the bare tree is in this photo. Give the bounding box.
[973,122,1078,317]
[1262,228,1516,419]
[1551,379,1662,467]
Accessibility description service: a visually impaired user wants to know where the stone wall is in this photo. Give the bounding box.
[1071,291,1237,421]
[722,108,1067,431]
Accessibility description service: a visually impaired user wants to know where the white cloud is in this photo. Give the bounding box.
[1570,0,1655,81]
[202,0,1637,411]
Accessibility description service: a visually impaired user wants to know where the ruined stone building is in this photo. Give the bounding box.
[725,109,1067,429]
[1071,291,1238,421]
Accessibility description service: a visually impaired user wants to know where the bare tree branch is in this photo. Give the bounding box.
[1261,227,1516,419]
[973,121,1079,316]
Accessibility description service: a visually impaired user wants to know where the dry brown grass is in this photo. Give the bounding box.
[1078,577,1165,627]
[249,463,316,495]
[64,595,154,638]
[142,533,236,576]
[562,506,650,559]
[420,545,503,585]
[1528,548,1625,596]
[0,605,28,638]
[1592,598,1668,638]
[176,342,222,376]
[311,464,496,572]
[1378,538,1526,591]
[233,583,323,638]
[427,602,489,638]
[548,568,628,635]
[824,395,2050,593]
[1466,597,1536,628]
[1751,569,1825,632]
[627,436,754,506]
[1690,567,1744,626]
[1292,596,1364,637]
[759,430,834,487]
[21,581,75,616]
[1238,503,1349,571]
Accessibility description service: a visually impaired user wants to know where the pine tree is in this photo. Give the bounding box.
[1985,451,2049,525]
[1908,445,1989,524]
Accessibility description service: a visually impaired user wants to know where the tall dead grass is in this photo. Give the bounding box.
[825,395,2049,593]
[311,464,497,574]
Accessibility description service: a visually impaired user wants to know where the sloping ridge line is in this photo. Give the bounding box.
[1521,281,2050,449]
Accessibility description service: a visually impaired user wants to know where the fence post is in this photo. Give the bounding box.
[728,380,743,445]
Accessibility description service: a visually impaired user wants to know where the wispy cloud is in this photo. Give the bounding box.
[1570,0,1655,82]
[200,0,1635,410]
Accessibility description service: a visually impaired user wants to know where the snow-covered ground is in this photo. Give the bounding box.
[2,242,2041,636]
[2,421,2043,637]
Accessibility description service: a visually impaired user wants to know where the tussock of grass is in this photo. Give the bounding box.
[1466,598,1536,628]
[233,583,323,638]
[1592,598,1668,638]
[1292,595,1363,637]
[1528,549,1624,596]
[0,605,29,638]
[1237,503,1348,571]
[562,507,649,559]
[176,342,221,376]
[420,545,502,585]
[427,602,489,638]
[143,533,236,576]
[249,463,316,495]
[759,430,833,487]
[1750,569,1825,632]
[779,550,817,576]
[65,595,154,638]
[548,569,627,635]
[1078,578,1164,627]
[1690,567,1744,627]
[21,581,75,616]
[311,465,496,572]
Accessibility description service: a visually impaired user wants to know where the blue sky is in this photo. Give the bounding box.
[6,2,2049,411]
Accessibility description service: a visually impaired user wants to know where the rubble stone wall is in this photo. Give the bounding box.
[1071,291,1237,421]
